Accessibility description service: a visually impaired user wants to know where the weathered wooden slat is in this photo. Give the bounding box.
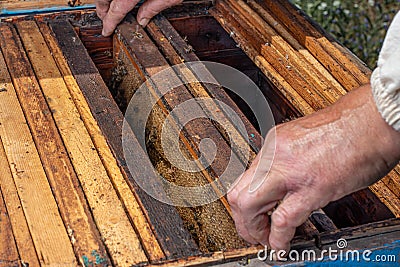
[0,186,19,267]
[209,6,314,116]
[215,0,328,111]
[48,19,200,259]
[0,139,39,267]
[9,20,112,267]
[152,15,263,153]
[38,21,165,263]
[17,20,147,266]
[0,24,77,266]
[147,20,255,177]
[253,0,368,89]
[369,180,400,218]
[380,170,400,198]
[225,0,343,105]
[116,16,247,251]
[245,0,347,97]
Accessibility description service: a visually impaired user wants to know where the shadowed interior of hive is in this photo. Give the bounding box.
[76,13,394,252]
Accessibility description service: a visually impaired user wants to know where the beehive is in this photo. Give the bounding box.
[0,1,399,266]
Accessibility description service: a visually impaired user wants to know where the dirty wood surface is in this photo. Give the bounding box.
[17,20,146,266]
[38,21,166,263]
[0,23,77,266]
[0,185,19,267]
[48,19,200,260]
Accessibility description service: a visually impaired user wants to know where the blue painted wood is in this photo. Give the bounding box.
[0,4,95,17]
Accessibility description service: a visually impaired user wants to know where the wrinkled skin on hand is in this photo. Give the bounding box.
[228,85,400,253]
[95,0,182,36]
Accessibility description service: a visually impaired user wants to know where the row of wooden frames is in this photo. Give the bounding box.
[0,0,399,266]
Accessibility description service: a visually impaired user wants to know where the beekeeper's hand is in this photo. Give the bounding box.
[228,84,400,255]
[96,0,182,36]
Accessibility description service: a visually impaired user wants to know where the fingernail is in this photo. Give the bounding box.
[139,18,150,27]
[102,27,112,37]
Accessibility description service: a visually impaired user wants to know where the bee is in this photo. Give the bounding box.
[132,25,143,39]
[184,45,195,53]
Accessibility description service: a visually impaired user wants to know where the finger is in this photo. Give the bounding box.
[102,0,141,36]
[245,207,272,246]
[230,206,259,244]
[230,173,286,245]
[96,0,112,20]
[269,193,314,253]
[137,0,183,26]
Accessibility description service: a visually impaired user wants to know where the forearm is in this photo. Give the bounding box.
[292,84,400,193]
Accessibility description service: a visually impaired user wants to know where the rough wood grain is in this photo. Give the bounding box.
[12,21,113,267]
[38,21,165,263]
[253,0,368,90]
[147,19,256,180]
[152,15,263,153]
[116,17,248,251]
[215,0,328,111]
[209,7,314,116]
[17,20,147,266]
[0,187,19,267]
[48,19,200,259]
[370,180,400,218]
[246,0,347,97]
[0,23,77,266]
[0,138,39,267]
[226,0,343,105]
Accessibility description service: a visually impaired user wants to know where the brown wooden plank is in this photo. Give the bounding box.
[116,16,247,252]
[225,0,343,104]
[0,186,19,267]
[0,140,39,267]
[16,20,147,266]
[8,20,112,266]
[38,21,165,263]
[48,19,200,259]
[215,0,328,111]
[147,20,256,173]
[253,0,367,90]
[152,15,263,153]
[0,24,77,266]
[245,0,347,97]
[380,170,400,198]
[370,180,400,218]
[209,7,314,116]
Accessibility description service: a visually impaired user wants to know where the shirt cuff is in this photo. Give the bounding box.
[371,11,400,131]
[371,68,400,131]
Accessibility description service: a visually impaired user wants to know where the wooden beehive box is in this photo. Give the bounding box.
[0,1,399,266]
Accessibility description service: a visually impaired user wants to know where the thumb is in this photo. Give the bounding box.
[137,0,183,27]
[102,0,140,36]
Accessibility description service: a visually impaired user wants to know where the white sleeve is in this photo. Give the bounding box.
[371,11,400,131]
